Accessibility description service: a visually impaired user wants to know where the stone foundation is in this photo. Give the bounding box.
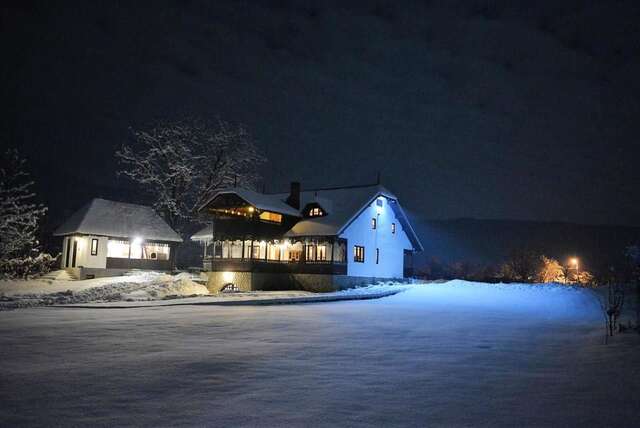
[205,271,409,293]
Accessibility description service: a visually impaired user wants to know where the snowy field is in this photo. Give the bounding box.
[1,281,638,427]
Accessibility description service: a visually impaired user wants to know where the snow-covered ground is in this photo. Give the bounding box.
[0,281,638,427]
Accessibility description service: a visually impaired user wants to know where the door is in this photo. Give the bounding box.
[65,238,71,268]
[71,240,78,268]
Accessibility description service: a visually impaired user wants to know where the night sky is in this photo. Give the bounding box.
[2,0,640,231]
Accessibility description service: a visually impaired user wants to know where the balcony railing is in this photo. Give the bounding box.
[203,256,347,275]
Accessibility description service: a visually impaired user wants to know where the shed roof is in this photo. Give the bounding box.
[53,198,183,242]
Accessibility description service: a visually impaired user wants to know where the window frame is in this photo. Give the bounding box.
[90,238,99,256]
[371,218,377,229]
[354,245,365,263]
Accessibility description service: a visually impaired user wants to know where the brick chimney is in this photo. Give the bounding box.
[286,181,301,209]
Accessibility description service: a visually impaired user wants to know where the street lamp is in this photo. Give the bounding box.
[569,257,579,283]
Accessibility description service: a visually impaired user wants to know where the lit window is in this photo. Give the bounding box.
[107,240,130,258]
[91,238,99,256]
[391,223,396,234]
[371,218,377,229]
[317,245,327,261]
[305,244,315,261]
[354,245,365,263]
[309,207,323,217]
[376,248,380,264]
[259,211,283,223]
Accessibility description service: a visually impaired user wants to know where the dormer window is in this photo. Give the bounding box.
[309,207,323,217]
[304,203,326,218]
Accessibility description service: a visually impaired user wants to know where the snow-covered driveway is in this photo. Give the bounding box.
[1,281,638,427]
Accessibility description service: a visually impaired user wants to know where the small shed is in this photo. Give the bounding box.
[53,198,183,278]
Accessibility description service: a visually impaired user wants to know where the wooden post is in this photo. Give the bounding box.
[330,237,334,264]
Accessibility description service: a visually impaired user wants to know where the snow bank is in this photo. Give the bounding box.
[120,273,209,301]
[391,280,602,322]
[0,272,208,310]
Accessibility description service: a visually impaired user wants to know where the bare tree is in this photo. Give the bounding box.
[0,148,47,260]
[116,117,265,233]
[625,245,640,333]
[501,249,542,282]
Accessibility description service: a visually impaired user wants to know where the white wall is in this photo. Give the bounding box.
[60,235,108,269]
[341,196,413,278]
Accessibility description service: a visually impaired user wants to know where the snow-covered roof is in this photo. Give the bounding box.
[54,198,183,242]
[280,185,423,251]
[201,188,302,217]
[193,184,423,251]
[191,224,213,242]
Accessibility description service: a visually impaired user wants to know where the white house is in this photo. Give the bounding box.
[191,182,422,292]
[53,198,183,279]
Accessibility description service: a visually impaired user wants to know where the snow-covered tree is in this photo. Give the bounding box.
[536,256,565,283]
[0,148,47,260]
[116,117,265,233]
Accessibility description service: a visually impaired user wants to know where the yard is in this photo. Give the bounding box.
[1,281,638,427]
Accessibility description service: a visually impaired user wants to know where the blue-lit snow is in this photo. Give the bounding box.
[1,281,638,427]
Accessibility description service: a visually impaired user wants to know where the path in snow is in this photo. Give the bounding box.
[0,281,638,427]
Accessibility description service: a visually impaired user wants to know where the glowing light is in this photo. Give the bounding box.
[570,258,579,268]
[222,271,234,283]
[132,236,143,245]
[248,206,255,212]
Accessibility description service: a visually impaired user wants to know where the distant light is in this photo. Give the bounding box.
[570,258,579,268]
[132,236,143,245]
[248,206,255,212]
[222,271,234,283]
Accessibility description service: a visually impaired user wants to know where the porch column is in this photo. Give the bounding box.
[330,237,334,264]
[241,239,245,261]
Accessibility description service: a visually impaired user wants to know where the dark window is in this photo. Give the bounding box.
[91,238,99,256]
[371,218,377,229]
[354,245,365,263]
[376,248,380,264]
[376,198,384,207]
[391,223,396,234]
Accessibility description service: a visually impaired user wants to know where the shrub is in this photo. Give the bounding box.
[0,253,58,280]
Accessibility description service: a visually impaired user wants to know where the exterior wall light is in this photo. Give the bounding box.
[222,271,234,283]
